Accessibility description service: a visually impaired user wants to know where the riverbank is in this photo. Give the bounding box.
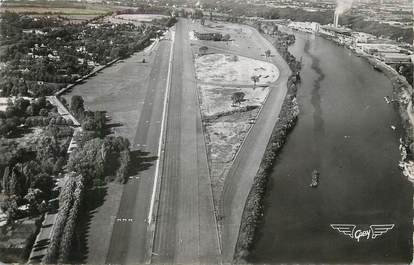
[232,27,300,262]
[365,57,413,150]
[360,53,414,186]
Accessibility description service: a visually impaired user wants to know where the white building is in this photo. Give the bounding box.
[288,21,320,33]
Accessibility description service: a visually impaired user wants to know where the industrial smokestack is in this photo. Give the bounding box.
[334,12,339,27]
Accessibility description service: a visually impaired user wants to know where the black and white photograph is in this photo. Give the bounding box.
[0,0,413,263]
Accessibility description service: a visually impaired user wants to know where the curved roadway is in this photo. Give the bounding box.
[220,27,292,262]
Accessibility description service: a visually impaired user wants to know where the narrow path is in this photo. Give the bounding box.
[197,81,270,88]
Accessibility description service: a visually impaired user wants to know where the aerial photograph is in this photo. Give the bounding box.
[0,0,412,264]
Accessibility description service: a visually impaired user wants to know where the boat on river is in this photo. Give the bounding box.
[373,65,382,72]
[310,170,319,187]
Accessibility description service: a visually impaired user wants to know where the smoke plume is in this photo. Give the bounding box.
[335,0,354,15]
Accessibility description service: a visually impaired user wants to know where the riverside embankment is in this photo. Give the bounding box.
[365,57,413,151]
[249,29,412,263]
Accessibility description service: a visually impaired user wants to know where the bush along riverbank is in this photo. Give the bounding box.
[233,29,301,262]
[366,58,414,181]
[368,58,413,150]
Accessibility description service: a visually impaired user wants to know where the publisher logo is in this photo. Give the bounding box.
[330,224,394,242]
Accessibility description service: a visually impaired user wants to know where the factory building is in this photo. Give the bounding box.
[380,53,412,64]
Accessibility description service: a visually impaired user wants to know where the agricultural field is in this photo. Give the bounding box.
[0,7,108,16]
[0,1,112,23]
[106,14,170,27]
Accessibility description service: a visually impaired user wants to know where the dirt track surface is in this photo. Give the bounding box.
[151,18,221,264]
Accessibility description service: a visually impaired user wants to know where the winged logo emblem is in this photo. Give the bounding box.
[330,224,394,242]
[330,224,356,239]
[370,224,395,239]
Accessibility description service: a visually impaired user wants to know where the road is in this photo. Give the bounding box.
[220,27,292,261]
[151,19,221,263]
[104,32,172,264]
[47,96,81,126]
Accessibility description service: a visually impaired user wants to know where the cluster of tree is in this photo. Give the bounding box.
[0,96,62,137]
[152,16,177,28]
[81,23,157,64]
[67,135,130,186]
[114,5,171,16]
[0,11,61,45]
[0,135,69,223]
[0,77,59,97]
[231,92,245,106]
[271,30,301,73]
[44,174,84,264]
[396,64,413,86]
[70,95,106,137]
[340,15,413,44]
[194,32,230,41]
[46,124,74,139]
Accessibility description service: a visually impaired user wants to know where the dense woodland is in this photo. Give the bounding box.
[0,12,170,97]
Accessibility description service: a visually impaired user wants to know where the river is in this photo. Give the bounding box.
[249,30,413,263]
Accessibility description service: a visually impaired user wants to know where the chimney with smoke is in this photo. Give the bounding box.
[334,0,354,27]
[334,12,339,27]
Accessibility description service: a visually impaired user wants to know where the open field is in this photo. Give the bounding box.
[196,54,279,86]
[115,14,168,22]
[62,51,154,142]
[189,20,280,211]
[198,84,268,116]
[205,109,260,202]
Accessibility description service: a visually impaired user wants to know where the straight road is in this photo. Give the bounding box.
[220,27,292,261]
[105,33,172,264]
[152,19,221,264]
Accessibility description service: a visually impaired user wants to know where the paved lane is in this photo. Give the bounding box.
[105,36,171,264]
[152,18,221,264]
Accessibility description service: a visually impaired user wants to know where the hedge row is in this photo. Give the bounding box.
[44,175,84,264]
[58,175,83,263]
[116,150,130,184]
[44,176,76,263]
